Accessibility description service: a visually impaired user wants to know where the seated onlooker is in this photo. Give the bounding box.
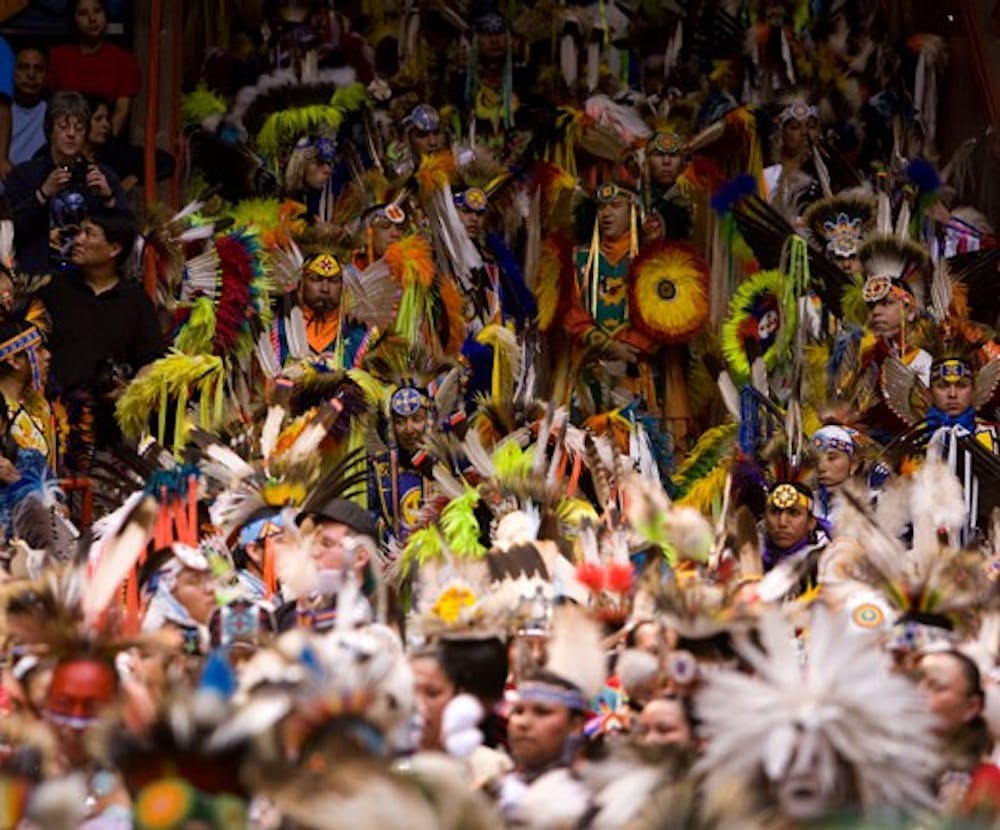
[84,94,173,194]
[10,45,47,167]
[6,91,127,274]
[0,35,15,179]
[47,0,140,139]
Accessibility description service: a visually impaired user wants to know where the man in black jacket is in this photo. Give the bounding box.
[6,91,128,274]
[40,208,162,469]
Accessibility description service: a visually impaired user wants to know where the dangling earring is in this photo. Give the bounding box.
[629,202,638,258]
[584,214,601,319]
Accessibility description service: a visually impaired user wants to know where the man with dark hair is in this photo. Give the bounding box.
[10,45,48,167]
[6,90,128,274]
[756,481,831,602]
[39,208,163,466]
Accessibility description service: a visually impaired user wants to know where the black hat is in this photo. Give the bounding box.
[296,497,378,539]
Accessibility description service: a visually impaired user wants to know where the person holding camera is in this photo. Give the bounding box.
[6,91,128,275]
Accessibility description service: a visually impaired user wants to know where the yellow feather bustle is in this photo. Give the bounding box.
[628,242,710,344]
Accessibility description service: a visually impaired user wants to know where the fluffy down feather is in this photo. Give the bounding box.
[695,607,938,820]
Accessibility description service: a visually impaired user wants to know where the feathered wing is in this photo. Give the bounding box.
[345,260,401,329]
[974,357,1000,409]
[880,355,926,427]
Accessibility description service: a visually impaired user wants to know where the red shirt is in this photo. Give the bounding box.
[48,42,141,102]
[963,763,1000,817]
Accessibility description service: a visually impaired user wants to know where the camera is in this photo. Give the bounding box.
[91,356,134,395]
[60,158,91,189]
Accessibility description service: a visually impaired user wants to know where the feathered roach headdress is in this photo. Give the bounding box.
[210,623,416,766]
[695,607,939,824]
[2,500,157,660]
[117,219,273,451]
[395,412,607,591]
[230,70,367,175]
[469,328,544,449]
[209,626,494,830]
[858,193,932,321]
[644,561,761,689]
[831,454,995,653]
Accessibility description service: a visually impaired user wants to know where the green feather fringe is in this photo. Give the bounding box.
[670,423,737,498]
[182,85,227,127]
[174,296,217,355]
[440,487,486,558]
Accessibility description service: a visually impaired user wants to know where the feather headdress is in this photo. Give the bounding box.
[117,225,273,450]
[831,455,994,648]
[696,607,939,822]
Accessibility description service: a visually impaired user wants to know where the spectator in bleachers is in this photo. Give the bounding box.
[0,36,16,179]
[48,0,140,138]
[6,91,127,274]
[84,93,173,195]
[10,45,47,167]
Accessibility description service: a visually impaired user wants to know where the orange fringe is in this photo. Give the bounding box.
[415,150,457,196]
[437,275,465,354]
[385,234,435,289]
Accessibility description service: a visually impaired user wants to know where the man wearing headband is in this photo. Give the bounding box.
[274,234,373,369]
[642,130,693,243]
[569,182,644,359]
[453,185,536,399]
[810,425,861,523]
[141,543,217,649]
[833,236,934,440]
[863,275,926,366]
[501,668,590,824]
[282,133,337,223]
[407,103,444,155]
[921,354,1000,454]
[758,481,831,600]
[447,12,528,156]
[352,200,408,271]
[368,381,435,547]
[0,310,75,550]
[762,99,822,219]
[564,180,659,410]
